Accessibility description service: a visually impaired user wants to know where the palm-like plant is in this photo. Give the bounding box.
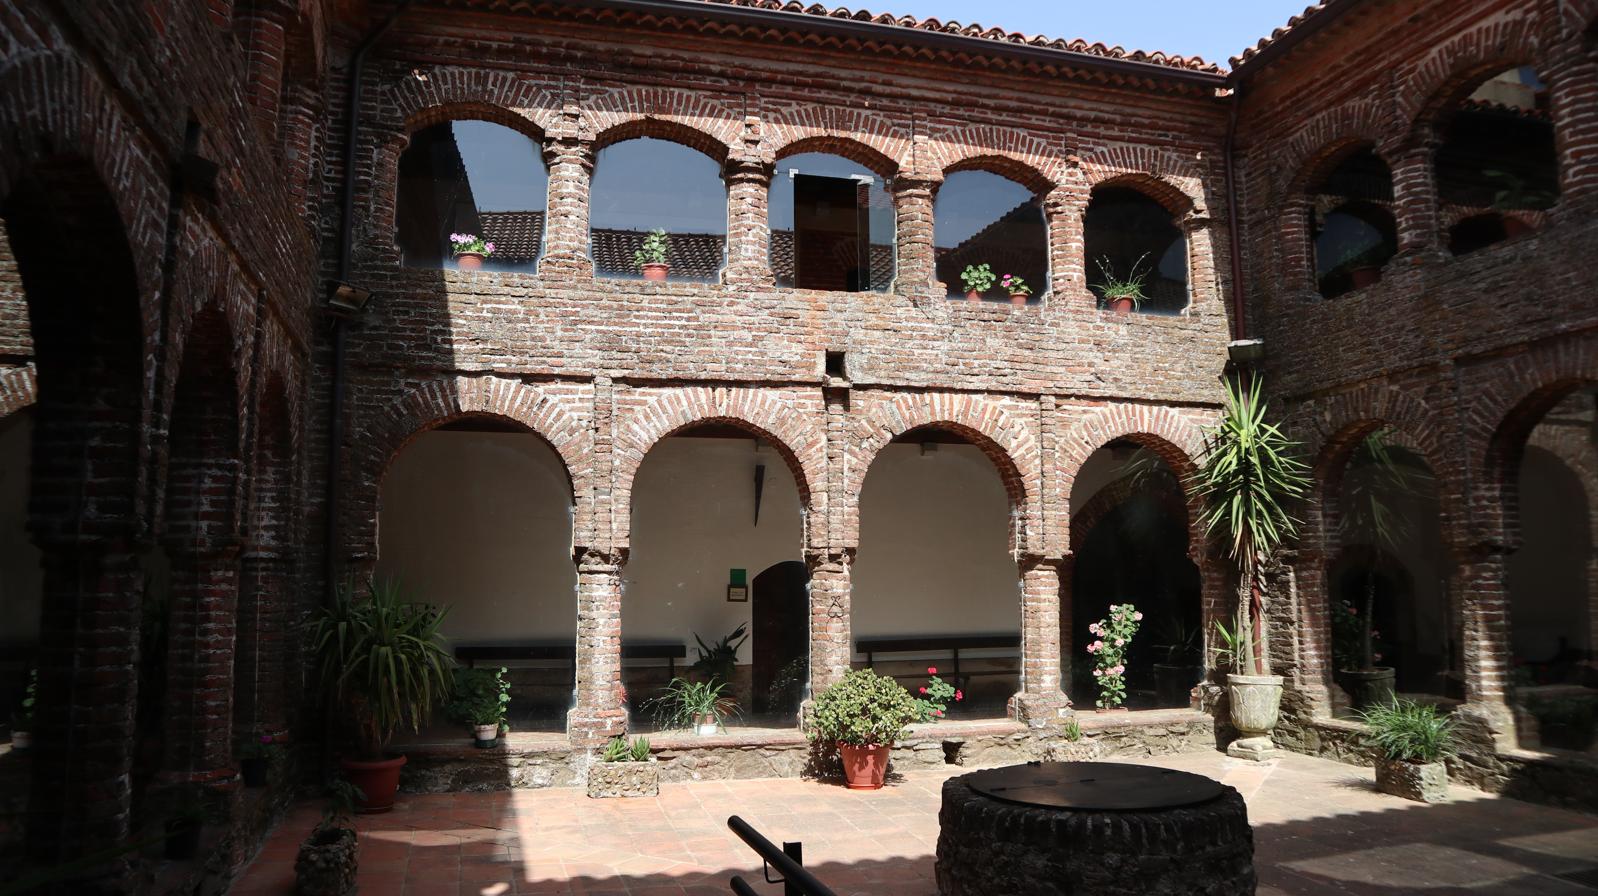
[1339,428,1419,672]
[309,579,455,759]
[1192,376,1311,676]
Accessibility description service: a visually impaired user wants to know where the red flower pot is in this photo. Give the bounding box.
[1009,292,1029,306]
[839,743,890,790]
[642,263,670,281]
[341,755,407,814]
[965,290,983,302]
[455,252,484,271]
[1109,297,1133,315]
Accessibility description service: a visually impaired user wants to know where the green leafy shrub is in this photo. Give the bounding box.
[960,263,995,293]
[448,666,511,729]
[1359,699,1455,763]
[913,667,961,722]
[634,228,670,268]
[690,623,747,685]
[808,669,920,748]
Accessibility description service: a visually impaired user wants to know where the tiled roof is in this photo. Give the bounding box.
[1230,1,1358,71]
[695,0,1224,73]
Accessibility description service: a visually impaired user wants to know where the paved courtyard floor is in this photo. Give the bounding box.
[234,751,1598,895]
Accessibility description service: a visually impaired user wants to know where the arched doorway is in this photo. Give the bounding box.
[751,560,810,717]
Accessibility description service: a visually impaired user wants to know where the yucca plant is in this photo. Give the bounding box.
[1191,376,1311,676]
[1338,428,1421,673]
[308,579,455,759]
[1359,699,1455,763]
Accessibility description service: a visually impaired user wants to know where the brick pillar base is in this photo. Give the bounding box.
[26,537,143,885]
[1011,556,1071,726]
[568,549,626,746]
[161,539,243,785]
[1459,547,1517,749]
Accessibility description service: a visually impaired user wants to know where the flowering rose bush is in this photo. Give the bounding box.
[914,666,962,722]
[450,233,495,256]
[1087,604,1141,709]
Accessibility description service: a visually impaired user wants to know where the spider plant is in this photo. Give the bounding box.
[1359,699,1455,763]
[1191,376,1311,676]
[650,677,737,732]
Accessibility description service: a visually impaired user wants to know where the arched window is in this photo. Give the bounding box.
[1310,148,1397,298]
[590,136,727,283]
[768,152,894,291]
[1084,186,1188,314]
[934,170,1048,303]
[396,120,548,272]
[1436,66,1558,255]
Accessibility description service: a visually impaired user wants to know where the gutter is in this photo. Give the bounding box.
[543,0,1229,89]
[1222,82,1247,343]
[325,0,413,595]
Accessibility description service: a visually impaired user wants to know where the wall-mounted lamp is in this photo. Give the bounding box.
[1227,339,1266,365]
[326,281,372,316]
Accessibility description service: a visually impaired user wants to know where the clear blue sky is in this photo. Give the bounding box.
[872,0,1312,67]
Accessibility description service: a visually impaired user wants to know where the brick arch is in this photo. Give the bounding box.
[161,227,257,432]
[351,376,592,558]
[1078,143,1207,213]
[1068,466,1192,554]
[0,365,36,420]
[252,315,304,454]
[586,86,741,161]
[844,393,1038,554]
[1089,172,1196,217]
[1278,98,1398,195]
[381,66,561,137]
[1398,13,1545,138]
[923,123,1062,191]
[612,387,826,550]
[1058,403,1209,552]
[771,134,899,179]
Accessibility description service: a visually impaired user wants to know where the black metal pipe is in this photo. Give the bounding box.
[325,0,412,594]
[546,0,1228,89]
[729,877,761,896]
[1222,81,1247,343]
[726,816,838,896]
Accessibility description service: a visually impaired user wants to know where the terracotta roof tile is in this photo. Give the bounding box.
[1230,1,1342,70]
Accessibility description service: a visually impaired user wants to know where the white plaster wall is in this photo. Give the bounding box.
[624,436,804,665]
[1068,445,1135,514]
[0,411,39,646]
[376,429,578,642]
[852,443,1019,642]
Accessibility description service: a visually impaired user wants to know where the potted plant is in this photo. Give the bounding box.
[449,233,495,271]
[1360,699,1454,803]
[635,228,671,280]
[238,734,278,788]
[1151,618,1205,708]
[295,778,362,896]
[1093,253,1151,314]
[1334,244,1385,290]
[960,263,995,302]
[1192,376,1311,760]
[1335,428,1417,709]
[448,666,511,748]
[912,666,962,722]
[9,669,34,750]
[587,735,658,798]
[690,623,747,687]
[308,579,454,813]
[808,668,920,790]
[1088,604,1141,711]
[652,677,735,736]
[1000,273,1034,305]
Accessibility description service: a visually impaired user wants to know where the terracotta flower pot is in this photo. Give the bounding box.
[455,252,484,271]
[1349,266,1381,289]
[839,742,890,790]
[1109,296,1134,315]
[642,262,670,281]
[341,754,407,814]
[965,290,983,302]
[1009,292,1029,306]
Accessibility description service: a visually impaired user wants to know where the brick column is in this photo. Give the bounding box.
[540,126,596,280]
[568,548,626,746]
[892,176,938,295]
[26,537,143,877]
[1287,546,1335,716]
[1548,51,1598,209]
[1457,545,1517,746]
[1181,211,1218,312]
[1012,556,1070,725]
[1391,140,1443,258]
[1045,182,1088,301]
[234,549,293,740]
[241,0,289,139]
[806,549,854,698]
[723,154,775,287]
[161,539,243,784]
[1057,554,1075,693]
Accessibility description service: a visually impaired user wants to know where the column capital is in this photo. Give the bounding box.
[575,546,628,570]
[724,154,774,183]
[542,134,595,171]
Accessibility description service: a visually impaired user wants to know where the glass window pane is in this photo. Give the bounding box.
[1084,187,1188,314]
[396,120,548,272]
[769,153,894,291]
[590,137,727,283]
[934,170,1048,302]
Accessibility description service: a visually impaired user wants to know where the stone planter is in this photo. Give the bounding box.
[1374,756,1448,803]
[295,823,358,896]
[1226,673,1283,761]
[587,761,659,798]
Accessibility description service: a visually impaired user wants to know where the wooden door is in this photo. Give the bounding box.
[751,560,810,715]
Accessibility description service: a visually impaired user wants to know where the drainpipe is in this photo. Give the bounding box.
[325,0,412,596]
[1222,82,1247,344]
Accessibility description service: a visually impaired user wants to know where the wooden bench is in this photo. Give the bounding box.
[454,641,687,680]
[855,634,1021,688]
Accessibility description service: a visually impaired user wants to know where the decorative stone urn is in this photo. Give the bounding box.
[1374,757,1448,803]
[295,823,358,896]
[587,760,660,798]
[1225,674,1283,761]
